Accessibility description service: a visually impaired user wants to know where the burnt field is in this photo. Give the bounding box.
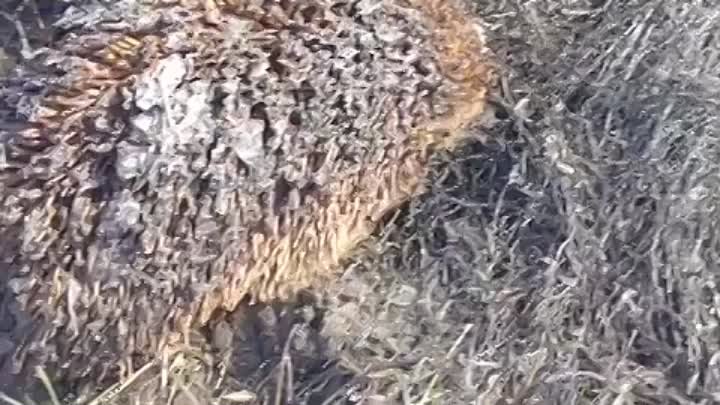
[1,0,720,404]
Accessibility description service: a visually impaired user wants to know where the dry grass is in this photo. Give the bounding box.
[3,0,720,404]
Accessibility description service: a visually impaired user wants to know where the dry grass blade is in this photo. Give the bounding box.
[85,361,157,405]
[0,392,25,405]
[218,390,256,403]
[34,367,60,405]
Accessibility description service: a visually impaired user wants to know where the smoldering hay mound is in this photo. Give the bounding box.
[0,0,494,400]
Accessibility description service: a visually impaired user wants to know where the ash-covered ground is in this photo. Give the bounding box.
[2,0,720,404]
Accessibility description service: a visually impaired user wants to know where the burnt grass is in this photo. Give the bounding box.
[2,0,720,404]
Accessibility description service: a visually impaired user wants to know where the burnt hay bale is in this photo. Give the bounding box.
[0,0,495,398]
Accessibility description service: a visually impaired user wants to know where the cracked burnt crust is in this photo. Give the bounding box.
[0,0,495,395]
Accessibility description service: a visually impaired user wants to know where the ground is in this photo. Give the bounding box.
[1,0,720,404]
